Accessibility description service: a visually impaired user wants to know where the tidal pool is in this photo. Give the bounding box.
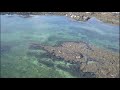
[0,15,119,78]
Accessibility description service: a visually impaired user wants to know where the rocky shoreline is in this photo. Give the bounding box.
[1,12,119,25]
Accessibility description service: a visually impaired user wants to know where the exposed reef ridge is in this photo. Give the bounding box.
[29,41,119,78]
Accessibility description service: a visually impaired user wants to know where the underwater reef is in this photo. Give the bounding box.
[28,41,119,78]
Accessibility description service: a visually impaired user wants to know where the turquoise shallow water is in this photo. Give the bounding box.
[1,15,119,78]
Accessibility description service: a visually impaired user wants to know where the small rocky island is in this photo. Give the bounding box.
[29,41,119,78]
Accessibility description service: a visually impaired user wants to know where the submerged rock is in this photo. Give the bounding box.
[1,44,12,54]
[28,41,119,78]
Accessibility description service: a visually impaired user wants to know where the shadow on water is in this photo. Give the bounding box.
[27,50,96,78]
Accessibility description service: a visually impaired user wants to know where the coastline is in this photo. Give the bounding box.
[1,12,119,25]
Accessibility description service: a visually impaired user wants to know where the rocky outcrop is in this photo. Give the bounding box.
[28,41,119,78]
